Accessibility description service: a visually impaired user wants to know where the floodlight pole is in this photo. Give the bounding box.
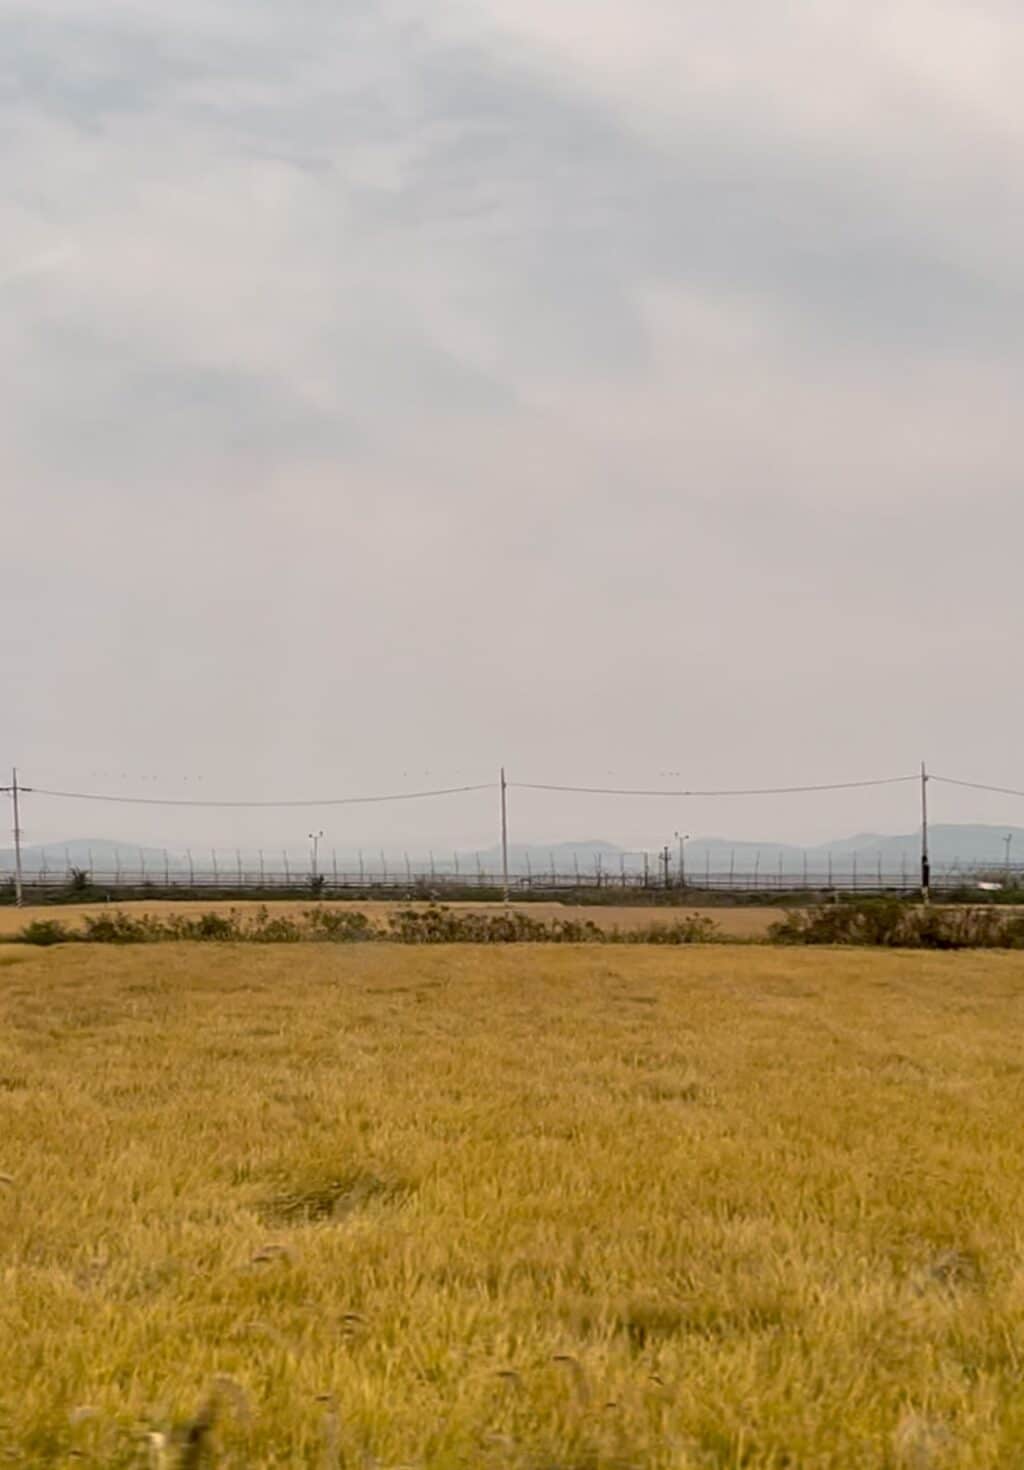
[920,761,931,905]
[675,831,689,889]
[500,767,510,906]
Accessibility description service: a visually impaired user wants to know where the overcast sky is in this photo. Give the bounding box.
[3,0,1023,854]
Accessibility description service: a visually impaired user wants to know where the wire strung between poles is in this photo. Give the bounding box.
[512,776,919,798]
[931,776,1024,800]
[26,782,495,810]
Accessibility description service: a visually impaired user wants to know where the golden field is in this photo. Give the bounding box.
[1,942,1023,1467]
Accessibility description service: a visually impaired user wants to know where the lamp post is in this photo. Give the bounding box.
[1005,833,1013,881]
[675,831,690,889]
[309,830,324,883]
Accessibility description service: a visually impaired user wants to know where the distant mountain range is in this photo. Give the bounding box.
[471,827,1024,877]
[1,825,1021,878]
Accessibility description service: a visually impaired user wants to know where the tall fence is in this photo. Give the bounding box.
[6,859,1023,899]
[4,764,1024,904]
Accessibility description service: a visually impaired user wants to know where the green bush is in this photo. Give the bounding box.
[303,907,375,942]
[622,917,720,944]
[79,912,160,943]
[67,867,90,894]
[769,900,1024,950]
[384,905,606,944]
[18,919,72,946]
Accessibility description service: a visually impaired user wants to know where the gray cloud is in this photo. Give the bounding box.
[2,0,1023,852]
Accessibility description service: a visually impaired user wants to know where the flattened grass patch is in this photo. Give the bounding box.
[256,1165,416,1226]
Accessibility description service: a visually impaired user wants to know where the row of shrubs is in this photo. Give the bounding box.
[9,904,720,947]
[768,900,1024,950]
[10,901,1024,950]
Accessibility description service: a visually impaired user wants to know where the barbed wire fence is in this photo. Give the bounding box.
[3,764,1024,907]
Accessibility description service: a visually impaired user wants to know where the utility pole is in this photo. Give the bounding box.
[308,831,324,883]
[920,761,931,904]
[500,767,510,906]
[1005,833,1013,880]
[662,844,671,889]
[1,769,28,908]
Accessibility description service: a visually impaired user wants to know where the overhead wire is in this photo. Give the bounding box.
[931,775,1024,800]
[26,782,494,810]
[512,775,919,798]
[18,771,1024,809]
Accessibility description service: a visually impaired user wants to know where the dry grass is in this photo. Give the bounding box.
[1,942,1024,1466]
[0,898,782,939]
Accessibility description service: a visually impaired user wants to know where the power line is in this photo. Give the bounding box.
[26,782,494,810]
[17,769,1024,811]
[932,775,1024,800]
[512,775,919,798]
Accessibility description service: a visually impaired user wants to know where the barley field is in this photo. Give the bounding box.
[1,942,1023,1467]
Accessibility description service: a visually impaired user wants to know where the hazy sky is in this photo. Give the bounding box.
[3,0,1023,853]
